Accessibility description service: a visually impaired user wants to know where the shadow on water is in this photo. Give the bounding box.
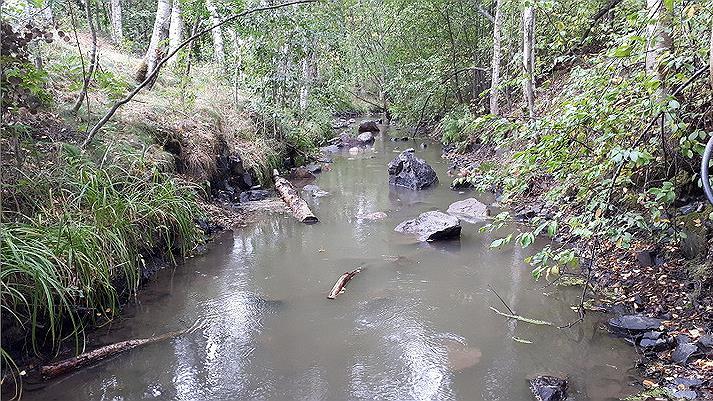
[23,121,640,401]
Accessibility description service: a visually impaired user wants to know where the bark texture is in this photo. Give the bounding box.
[168,0,184,58]
[522,5,536,118]
[205,0,225,67]
[489,0,502,115]
[273,169,318,224]
[645,0,672,86]
[110,0,123,43]
[327,269,361,299]
[143,0,172,77]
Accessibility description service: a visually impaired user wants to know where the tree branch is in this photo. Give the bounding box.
[81,0,317,149]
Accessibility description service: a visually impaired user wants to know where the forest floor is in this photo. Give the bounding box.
[442,145,713,399]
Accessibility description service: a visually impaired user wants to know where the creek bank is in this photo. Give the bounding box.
[440,143,713,398]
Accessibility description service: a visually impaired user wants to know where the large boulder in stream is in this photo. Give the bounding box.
[358,120,380,133]
[528,376,568,401]
[447,198,490,222]
[387,149,438,190]
[395,211,461,241]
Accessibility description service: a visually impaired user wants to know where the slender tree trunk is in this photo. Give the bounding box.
[708,19,712,90]
[522,5,536,118]
[205,0,225,67]
[489,0,502,115]
[443,8,463,103]
[73,0,98,114]
[228,28,243,107]
[168,0,183,62]
[645,0,672,94]
[141,0,172,78]
[110,0,123,43]
[299,48,315,111]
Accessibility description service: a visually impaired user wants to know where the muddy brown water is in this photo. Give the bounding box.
[24,124,639,401]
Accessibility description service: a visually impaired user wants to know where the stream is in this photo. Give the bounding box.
[25,122,640,401]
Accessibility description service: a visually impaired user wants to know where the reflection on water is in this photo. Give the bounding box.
[23,125,639,401]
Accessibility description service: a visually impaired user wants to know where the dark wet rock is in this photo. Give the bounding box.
[671,390,698,400]
[678,202,703,215]
[636,248,656,267]
[306,162,322,174]
[420,142,428,149]
[447,198,490,222]
[516,203,543,221]
[290,166,317,180]
[608,315,663,335]
[672,343,697,364]
[358,120,380,133]
[672,377,704,388]
[528,376,567,401]
[394,211,461,241]
[638,331,672,352]
[697,334,713,350]
[387,149,438,190]
[401,136,410,141]
[239,189,271,203]
[357,132,375,144]
[680,227,707,259]
[196,218,223,236]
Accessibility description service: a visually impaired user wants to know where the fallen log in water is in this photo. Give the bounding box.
[273,169,318,224]
[327,268,361,299]
[40,321,201,379]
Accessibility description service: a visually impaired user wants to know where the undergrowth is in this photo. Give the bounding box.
[0,142,203,379]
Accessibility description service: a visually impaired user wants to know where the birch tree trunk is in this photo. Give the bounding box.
[522,5,536,118]
[489,0,503,115]
[645,0,672,93]
[205,0,225,67]
[110,0,123,44]
[168,0,183,61]
[141,0,172,77]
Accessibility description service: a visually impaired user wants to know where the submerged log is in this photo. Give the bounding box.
[327,268,361,299]
[40,321,201,379]
[273,169,318,224]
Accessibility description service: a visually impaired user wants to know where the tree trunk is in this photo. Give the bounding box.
[72,0,98,114]
[228,28,243,106]
[645,0,672,91]
[522,5,536,118]
[205,0,225,67]
[168,0,183,62]
[489,0,502,115]
[110,0,123,43]
[141,0,172,78]
[709,20,712,90]
[273,169,318,224]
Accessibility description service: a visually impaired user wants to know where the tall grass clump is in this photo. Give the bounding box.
[1,144,203,366]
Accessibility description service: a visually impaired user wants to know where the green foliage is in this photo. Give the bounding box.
[1,145,203,361]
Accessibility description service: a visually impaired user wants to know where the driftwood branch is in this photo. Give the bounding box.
[489,306,553,326]
[273,169,318,224]
[327,268,361,299]
[40,320,202,379]
[81,0,317,149]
